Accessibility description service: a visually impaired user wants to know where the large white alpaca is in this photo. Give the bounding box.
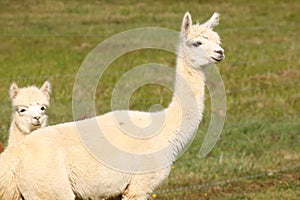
[0,12,224,200]
[0,81,51,153]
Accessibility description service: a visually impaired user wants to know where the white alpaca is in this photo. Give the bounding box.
[0,81,51,154]
[0,12,224,200]
[8,81,51,146]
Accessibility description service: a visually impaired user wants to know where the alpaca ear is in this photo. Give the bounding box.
[9,83,19,99]
[181,12,192,36]
[40,81,51,96]
[203,12,220,29]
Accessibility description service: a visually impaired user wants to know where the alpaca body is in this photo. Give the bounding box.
[0,62,204,200]
[2,117,170,199]
[1,86,201,200]
[0,12,224,200]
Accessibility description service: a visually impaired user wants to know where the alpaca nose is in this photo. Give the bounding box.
[215,49,224,56]
[33,116,40,121]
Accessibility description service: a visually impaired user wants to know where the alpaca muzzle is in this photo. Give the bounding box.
[212,49,225,62]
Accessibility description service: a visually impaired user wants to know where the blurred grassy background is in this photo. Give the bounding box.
[0,0,299,199]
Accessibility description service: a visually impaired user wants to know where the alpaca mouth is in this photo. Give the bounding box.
[32,123,41,127]
[211,57,222,62]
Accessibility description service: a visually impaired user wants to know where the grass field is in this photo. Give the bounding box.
[0,0,299,199]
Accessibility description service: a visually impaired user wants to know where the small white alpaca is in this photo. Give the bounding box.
[8,81,51,146]
[0,12,224,200]
[0,81,51,154]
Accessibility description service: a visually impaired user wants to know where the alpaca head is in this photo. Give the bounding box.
[9,81,51,134]
[179,12,225,67]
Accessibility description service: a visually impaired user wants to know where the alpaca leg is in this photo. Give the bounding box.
[121,182,154,200]
[22,191,75,200]
[18,141,75,200]
[121,186,149,200]
[121,169,170,200]
[19,174,75,200]
[19,172,75,200]
[19,162,75,200]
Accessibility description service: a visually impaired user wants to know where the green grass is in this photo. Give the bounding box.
[0,0,299,199]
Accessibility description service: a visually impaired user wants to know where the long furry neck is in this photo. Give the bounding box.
[8,113,30,147]
[165,47,206,158]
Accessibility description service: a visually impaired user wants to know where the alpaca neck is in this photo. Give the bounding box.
[8,114,29,147]
[165,51,206,157]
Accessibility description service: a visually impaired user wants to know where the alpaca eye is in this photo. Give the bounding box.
[192,41,202,47]
[19,108,26,113]
[41,106,46,111]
